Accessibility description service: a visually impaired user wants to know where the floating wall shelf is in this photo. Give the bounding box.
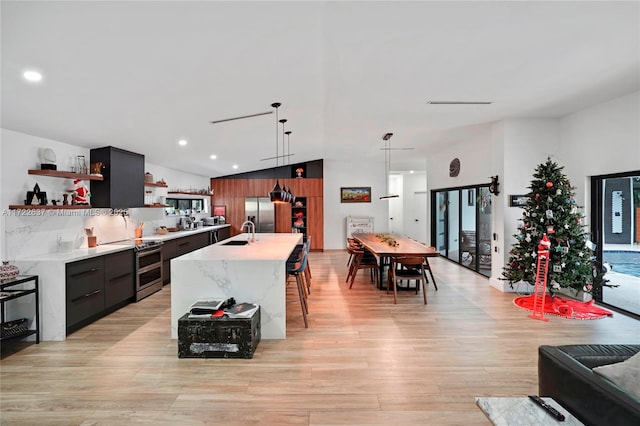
[28,169,104,181]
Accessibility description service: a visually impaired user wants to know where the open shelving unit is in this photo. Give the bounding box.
[10,169,102,210]
[168,191,213,197]
[1,275,39,344]
[28,169,104,181]
[291,197,307,237]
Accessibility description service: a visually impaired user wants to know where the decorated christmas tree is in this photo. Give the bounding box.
[502,158,595,296]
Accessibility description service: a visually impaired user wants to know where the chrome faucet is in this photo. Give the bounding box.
[240,220,256,243]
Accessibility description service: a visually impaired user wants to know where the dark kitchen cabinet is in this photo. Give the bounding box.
[104,250,134,308]
[66,249,135,334]
[217,226,231,241]
[175,232,210,257]
[66,257,105,332]
[163,232,214,283]
[90,146,144,208]
[161,240,177,284]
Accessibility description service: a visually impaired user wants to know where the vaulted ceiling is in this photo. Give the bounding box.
[2,1,638,176]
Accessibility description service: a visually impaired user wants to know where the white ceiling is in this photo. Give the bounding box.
[2,1,639,177]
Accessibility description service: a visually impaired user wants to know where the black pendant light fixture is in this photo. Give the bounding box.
[269,102,286,203]
[285,130,295,204]
[279,118,291,203]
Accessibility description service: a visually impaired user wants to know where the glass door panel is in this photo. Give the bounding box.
[477,187,492,277]
[435,191,447,255]
[431,185,493,276]
[599,175,640,316]
[460,188,476,269]
[447,190,460,262]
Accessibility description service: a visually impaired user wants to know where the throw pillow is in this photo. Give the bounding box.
[593,351,640,399]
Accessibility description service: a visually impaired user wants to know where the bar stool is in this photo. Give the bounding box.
[303,237,312,294]
[287,251,309,328]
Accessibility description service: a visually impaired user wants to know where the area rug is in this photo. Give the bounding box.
[514,294,613,320]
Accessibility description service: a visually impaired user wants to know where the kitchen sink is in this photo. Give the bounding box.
[222,240,250,246]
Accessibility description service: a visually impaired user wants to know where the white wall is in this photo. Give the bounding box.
[1,129,212,260]
[323,158,388,249]
[559,91,640,229]
[495,119,562,290]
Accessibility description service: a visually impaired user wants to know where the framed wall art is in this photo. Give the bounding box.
[340,187,371,203]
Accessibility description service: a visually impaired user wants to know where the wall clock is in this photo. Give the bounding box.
[449,158,460,177]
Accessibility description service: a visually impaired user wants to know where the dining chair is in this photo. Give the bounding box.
[387,256,428,304]
[419,243,438,290]
[348,245,379,289]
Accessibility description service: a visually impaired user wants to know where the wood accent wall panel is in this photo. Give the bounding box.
[211,177,323,249]
[275,202,292,234]
[306,196,324,250]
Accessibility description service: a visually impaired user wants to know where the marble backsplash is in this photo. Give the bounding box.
[3,207,210,260]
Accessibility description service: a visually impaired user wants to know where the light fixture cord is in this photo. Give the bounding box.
[275,106,279,169]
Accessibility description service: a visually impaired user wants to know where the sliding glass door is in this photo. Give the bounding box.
[591,172,640,317]
[432,184,492,276]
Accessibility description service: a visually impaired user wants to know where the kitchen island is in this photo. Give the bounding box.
[170,232,303,340]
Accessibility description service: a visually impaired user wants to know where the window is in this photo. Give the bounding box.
[165,198,205,216]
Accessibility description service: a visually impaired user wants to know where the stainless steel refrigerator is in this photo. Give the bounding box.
[245,197,275,233]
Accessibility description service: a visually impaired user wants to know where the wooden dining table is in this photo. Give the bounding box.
[352,233,440,289]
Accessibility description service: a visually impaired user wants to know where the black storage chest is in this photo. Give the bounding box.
[178,307,260,359]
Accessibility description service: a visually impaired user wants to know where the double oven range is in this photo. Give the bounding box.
[134,241,163,301]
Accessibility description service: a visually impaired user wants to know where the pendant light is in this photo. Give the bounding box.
[285,130,295,204]
[269,102,286,203]
[279,118,291,203]
[380,132,399,200]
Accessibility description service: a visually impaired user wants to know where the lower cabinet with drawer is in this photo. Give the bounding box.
[104,250,134,309]
[66,249,135,334]
[161,240,177,285]
[175,232,210,257]
[66,257,105,333]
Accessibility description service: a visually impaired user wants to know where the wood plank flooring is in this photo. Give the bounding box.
[1,250,638,425]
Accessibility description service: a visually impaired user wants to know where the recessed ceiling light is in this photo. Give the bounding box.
[23,70,42,82]
[210,154,217,160]
[232,165,238,169]
[178,139,187,146]
[410,170,415,174]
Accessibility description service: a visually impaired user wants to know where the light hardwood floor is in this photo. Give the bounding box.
[1,251,638,425]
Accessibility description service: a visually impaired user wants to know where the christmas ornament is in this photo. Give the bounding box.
[555,245,563,253]
[546,210,554,219]
[546,181,553,188]
[553,264,562,272]
[546,225,555,234]
[556,189,562,195]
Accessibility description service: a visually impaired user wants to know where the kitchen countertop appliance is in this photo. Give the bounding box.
[135,240,163,301]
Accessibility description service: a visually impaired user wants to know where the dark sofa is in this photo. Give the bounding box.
[538,344,640,426]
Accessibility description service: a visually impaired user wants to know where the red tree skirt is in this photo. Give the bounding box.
[514,294,613,320]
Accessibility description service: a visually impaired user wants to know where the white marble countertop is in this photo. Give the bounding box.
[138,224,230,242]
[174,233,302,261]
[16,224,231,263]
[476,397,584,425]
